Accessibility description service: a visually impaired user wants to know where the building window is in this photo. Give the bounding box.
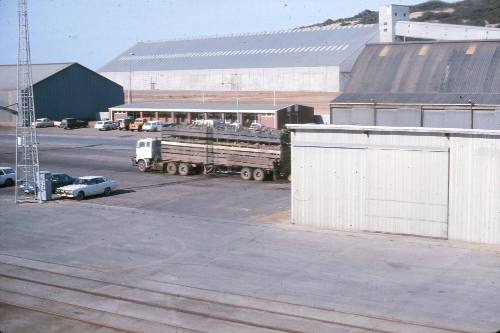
[383,28,388,32]
[395,12,398,16]
[150,82,156,90]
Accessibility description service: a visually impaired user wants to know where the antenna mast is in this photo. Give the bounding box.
[16,0,40,203]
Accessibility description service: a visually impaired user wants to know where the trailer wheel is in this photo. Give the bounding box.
[166,162,178,175]
[178,163,191,176]
[240,167,253,181]
[253,168,266,181]
[137,160,148,172]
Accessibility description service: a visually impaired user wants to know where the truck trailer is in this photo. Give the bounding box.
[133,126,290,181]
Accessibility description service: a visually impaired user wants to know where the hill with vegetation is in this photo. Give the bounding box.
[304,0,500,28]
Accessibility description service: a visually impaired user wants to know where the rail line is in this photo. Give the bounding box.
[0,258,473,333]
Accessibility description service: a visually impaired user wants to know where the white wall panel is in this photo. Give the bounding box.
[290,125,500,244]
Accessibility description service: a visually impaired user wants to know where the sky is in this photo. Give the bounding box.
[0,0,426,70]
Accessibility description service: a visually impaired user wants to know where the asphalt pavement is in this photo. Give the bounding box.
[1,127,500,333]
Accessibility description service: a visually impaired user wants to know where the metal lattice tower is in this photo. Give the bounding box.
[16,0,40,203]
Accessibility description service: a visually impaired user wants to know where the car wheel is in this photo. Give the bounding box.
[103,187,111,196]
[76,191,85,201]
[4,178,14,186]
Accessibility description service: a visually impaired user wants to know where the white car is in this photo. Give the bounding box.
[56,176,117,200]
[0,167,15,186]
[32,118,54,128]
[142,120,163,132]
[94,120,116,131]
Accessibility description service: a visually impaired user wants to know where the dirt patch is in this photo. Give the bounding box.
[258,209,291,224]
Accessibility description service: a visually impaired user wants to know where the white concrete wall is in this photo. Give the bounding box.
[395,21,500,41]
[289,125,500,244]
[100,66,340,93]
[379,4,410,43]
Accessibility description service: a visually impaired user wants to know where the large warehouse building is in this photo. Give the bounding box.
[330,40,500,129]
[0,63,124,125]
[99,24,379,118]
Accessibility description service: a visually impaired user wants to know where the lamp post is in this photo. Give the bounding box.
[469,99,474,129]
[221,81,240,124]
[128,52,135,104]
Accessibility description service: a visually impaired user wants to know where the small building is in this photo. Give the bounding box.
[109,102,314,129]
[288,124,500,244]
[330,41,500,129]
[0,63,124,125]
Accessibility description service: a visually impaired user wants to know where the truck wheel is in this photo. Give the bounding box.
[76,191,85,201]
[240,167,253,181]
[137,160,148,172]
[166,162,178,175]
[178,163,191,176]
[253,168,266,181]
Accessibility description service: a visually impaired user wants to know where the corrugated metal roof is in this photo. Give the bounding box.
[109,102,294,113]
[99,25,378,72]
[0,63,74,91]
[333,41,500,105]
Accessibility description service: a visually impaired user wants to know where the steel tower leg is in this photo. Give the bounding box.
[16,0,40,203]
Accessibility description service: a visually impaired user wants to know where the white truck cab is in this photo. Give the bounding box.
[134,138,162,171]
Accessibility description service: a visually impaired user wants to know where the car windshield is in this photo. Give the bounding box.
[3,168,15,174]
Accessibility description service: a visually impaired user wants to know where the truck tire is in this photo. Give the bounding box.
[137,160,148,172]
[253,168,266,181]
[240,167,253,181]
[166,162,178,175]
[178,163,191,176]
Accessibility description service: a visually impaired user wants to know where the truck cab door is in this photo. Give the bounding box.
[136,140,152,160]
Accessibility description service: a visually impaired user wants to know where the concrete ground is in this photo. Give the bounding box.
[0,127,500,332]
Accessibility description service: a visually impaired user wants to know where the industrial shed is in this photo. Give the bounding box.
[99,24,378,116]
[109,102,314,129]
[0,63,124,125]
[330,41,500,129]
[288,124,500,244]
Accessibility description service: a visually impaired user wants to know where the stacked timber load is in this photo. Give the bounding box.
[160,126,290,176]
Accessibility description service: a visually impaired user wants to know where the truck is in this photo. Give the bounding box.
[129,118,147,131]
[132,126,290,181]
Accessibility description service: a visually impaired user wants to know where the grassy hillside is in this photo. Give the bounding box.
[305,0,500,28]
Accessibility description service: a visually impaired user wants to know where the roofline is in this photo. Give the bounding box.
[286,124,500,136]
[367,39,500,46]
[0,62,76,67]
[109,104,295,114]
[330,102,500,108]
[139,24,377,44]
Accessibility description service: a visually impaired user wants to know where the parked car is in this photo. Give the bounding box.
[94,120,117,131]
[117,118,134,130]
[0,167,15,186]
[18,172,76,194]
[142,120,163,132]
[56,176,117,200]
[60,118,88,129]
[32,118,54,128]
[129,118,147,131]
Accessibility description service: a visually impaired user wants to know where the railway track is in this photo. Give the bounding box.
[0,254,472,333]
